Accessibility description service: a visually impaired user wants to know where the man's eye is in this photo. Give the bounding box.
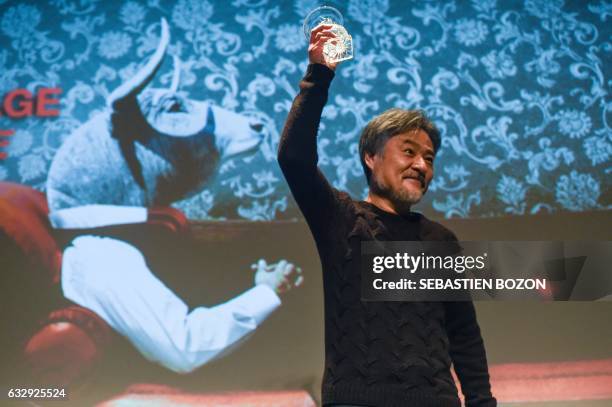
[425,156,434,163]
[404,149,414,155]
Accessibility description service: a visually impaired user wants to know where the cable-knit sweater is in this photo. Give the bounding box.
[278,63,496,407]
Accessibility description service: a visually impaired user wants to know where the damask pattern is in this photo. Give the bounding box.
[0,0,610,220]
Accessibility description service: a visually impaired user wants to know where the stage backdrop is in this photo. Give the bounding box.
[0,0,610,220]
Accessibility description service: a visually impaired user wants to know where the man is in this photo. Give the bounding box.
[278,25,496,406]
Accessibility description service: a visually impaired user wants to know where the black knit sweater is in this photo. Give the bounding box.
[278,63,496,407]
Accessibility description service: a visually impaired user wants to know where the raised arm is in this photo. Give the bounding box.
[277,25,343,233]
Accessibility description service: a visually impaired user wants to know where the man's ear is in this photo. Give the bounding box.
[364,152,377,172]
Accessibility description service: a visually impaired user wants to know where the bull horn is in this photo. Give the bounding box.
[108,17,170,109]
[169,55,181,93]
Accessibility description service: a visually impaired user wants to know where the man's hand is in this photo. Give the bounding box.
[308,24,339,71]
[252,259,304,295]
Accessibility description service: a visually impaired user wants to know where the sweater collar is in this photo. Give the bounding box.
[359,200,422,222]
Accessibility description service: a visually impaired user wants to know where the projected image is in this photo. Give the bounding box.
[45,18,265,221]
[0,178,310,404]
[0,0,609,220]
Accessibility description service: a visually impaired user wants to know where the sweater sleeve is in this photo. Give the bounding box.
[442,229,496,406]
[277,63,342,235]
[445,301,497,407]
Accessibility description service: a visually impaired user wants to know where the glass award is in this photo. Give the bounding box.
[303,5,353,63]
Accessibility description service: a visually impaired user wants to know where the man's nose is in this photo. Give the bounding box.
[411,155,427,172]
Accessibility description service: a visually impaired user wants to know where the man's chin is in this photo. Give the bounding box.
[370,179,424,208]
[392,187,423,207]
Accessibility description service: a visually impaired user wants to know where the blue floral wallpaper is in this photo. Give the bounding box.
[0,0,610,220]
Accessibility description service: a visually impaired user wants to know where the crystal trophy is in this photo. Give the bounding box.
[303,5,353,63]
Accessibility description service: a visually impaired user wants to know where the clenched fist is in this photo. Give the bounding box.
[308,24,339,71]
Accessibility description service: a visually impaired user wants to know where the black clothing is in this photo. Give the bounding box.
[278,63,496,407]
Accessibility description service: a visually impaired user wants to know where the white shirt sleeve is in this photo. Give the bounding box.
[49,205,148,229]
[60,235,281,374]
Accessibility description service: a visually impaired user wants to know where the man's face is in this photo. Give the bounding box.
[365,129,435,208]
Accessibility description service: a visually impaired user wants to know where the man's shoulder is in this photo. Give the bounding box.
[418,214,458,242]
[336,189,355,204]
[332,189,360,217]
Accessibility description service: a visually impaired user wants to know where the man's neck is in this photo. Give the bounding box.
[365,192,411,216]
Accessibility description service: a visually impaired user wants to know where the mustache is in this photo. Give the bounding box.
[403,172,425,187]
